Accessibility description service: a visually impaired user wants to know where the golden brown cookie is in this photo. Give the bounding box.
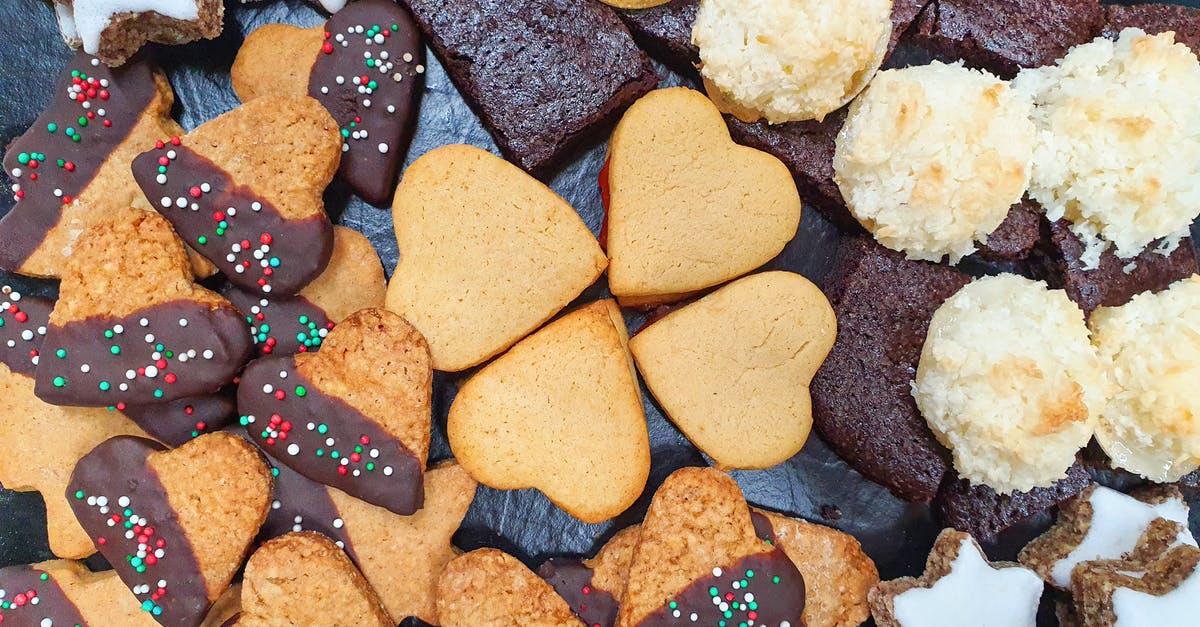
[239,308,432,515]
[238,532,392,627]
[385,144,607,371]
[629,271,835,469]
[0,559,159,625]
[448,300,649,523]
[437,548,584,627]
[35,208,253,407]
[224,226,387,357]
[617,467,806,626]
[131,96,340,296]
[604,87,801,307]
[67,432,273,627]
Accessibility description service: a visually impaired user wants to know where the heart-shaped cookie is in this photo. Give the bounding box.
[67,433,273,627]
[538,526,641,627]
[0,560,160,626]
[448,299,650,523]
[385,144,607,371]
[237,532,392,627]
[604,87,802,307]
[223,226,387,358]
[437,549,584,627]
[35,208,253,407]
[239,308,431,515]
[131,95,339,296]
[232,0,425,205]
[617,467,806,627]
[629,271,836,469]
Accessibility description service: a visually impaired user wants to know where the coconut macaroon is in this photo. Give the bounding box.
[913,274,1109,493]
[833,62,1036,263]
[692,0,892,124]
[1088,275,1200,482]
[1012,28,1200,270]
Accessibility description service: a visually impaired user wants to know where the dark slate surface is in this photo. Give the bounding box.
[1,1,1198,625]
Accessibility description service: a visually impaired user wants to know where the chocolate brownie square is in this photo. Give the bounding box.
[811,236,967,502]
[1103,3,1200,53]
[1036,219,1199,316]
[912,0,1104,78]
[618,0,701,76]
[401,0,658,175]
[975,198,1043,263]
[935,460,1092,541]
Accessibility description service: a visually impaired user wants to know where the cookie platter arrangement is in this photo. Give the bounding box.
[0,0,1199,625]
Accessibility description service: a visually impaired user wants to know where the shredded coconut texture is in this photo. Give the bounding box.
[1012,29,1200,270]
[833,62,1035,263]
[692,0,892,124]
[1089,275,1200,482]
[914,275,1108,494]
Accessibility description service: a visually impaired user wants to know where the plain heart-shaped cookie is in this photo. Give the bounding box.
[0,560,160,626]
[628,271,836,469]
[605,87,802,307]
[67,433,273,627]
[35,208,253,407]
[448,299,649,523]
[131,95,339,296]
[237,532,392,627]
[231,0,425,205]
[239,308,431,515]
[385,144,607,371]
[437,549,584,627]
[617,467,806,627]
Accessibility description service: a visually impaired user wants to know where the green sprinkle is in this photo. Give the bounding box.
[17,153,30,165]
[39,573,48,581]
[772,576,781,584]
[104,330,114,338]
[239,416,250,426]
[366,462,375,471]
[99,381,110,391]
[316,449,324,457]
[56,348,67,358]
[197,235,208,245]
[153,389,164,399]
[110,345,121,355]
[52,376,66,387]
[47,123,58,132]
[74,490,84,499]
[295,385,307,397]
[298,315,309,324]
[318,424,328,434]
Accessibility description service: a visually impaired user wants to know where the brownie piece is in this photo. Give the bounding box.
[618,0,700,76]
[811,236,967,502]
[934,461,1092,541]
[912,0,1104,78]
[1036,219,1199,316]
[975,198,1043,263]
[1103,4,1200,53]
[401,0,658,175]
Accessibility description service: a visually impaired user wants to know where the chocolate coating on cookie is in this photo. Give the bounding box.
[223,287,335,357]
[122,389,237,447]
[132,142,333,296]
[67,436,208,627]
[35,299,252,407]
[259,457,356,561]
[638,550,805,626]
[0,565,89,626]
[0,53,157,273]
[0,285,53,377]
[239,357,423,515]
[537,558,621,627]
[310,0,424,205]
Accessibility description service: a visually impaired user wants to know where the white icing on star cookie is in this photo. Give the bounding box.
[1051,487,1195,588]
[318,0,349,12]
[57,0,202,54]
[1112,560,1200,626]
[893,536,1043,627]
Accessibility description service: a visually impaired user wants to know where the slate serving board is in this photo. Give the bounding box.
[1,1,1198,625]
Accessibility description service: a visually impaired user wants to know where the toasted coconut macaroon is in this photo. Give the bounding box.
[833,62,1035,263]
[913,274,1109,493]
[692,0,892,124]
[1013,29,1200,270]
[1088,275,1200,482]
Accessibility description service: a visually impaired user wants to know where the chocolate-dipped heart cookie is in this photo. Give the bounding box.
[131,96,339,296]
[437,549,584,627]
[239,308,431,515]
[67,433,273,627]
[232,0,424,205]
[34,209,253,407]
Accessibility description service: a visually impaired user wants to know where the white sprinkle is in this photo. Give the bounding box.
[176,197,187,208]
[200,182,211,193]
[251,201,262,212]
[140,318,149,327]
[287,443,300,456]
[80,364,90,373]
[203,349,214,359]
[333,518,344,529]
[178,318,188,327]
[144,365,158,378]
[156,174,167,184]
[119,496,130,507]
[403,52,413,62]
[262,384,274,394]
[713,567,723,577]
[144,333,154,343]
[383,466,393,476]
[378,143,389,154]
[415,65,425,74]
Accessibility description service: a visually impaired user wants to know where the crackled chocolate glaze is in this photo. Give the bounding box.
[122,389,238,447]
[34,299,253,407]
[0,52,157,272]
[238,356,423,515]
[0,564,89,626]
[67,436,208,627]
[131,142,333,296]
[638,549,805,626]
[537,558,620,627]
[260,457,357,562]
[310,0,424,205]
[0,285,54,377]
[222,287,334,357]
